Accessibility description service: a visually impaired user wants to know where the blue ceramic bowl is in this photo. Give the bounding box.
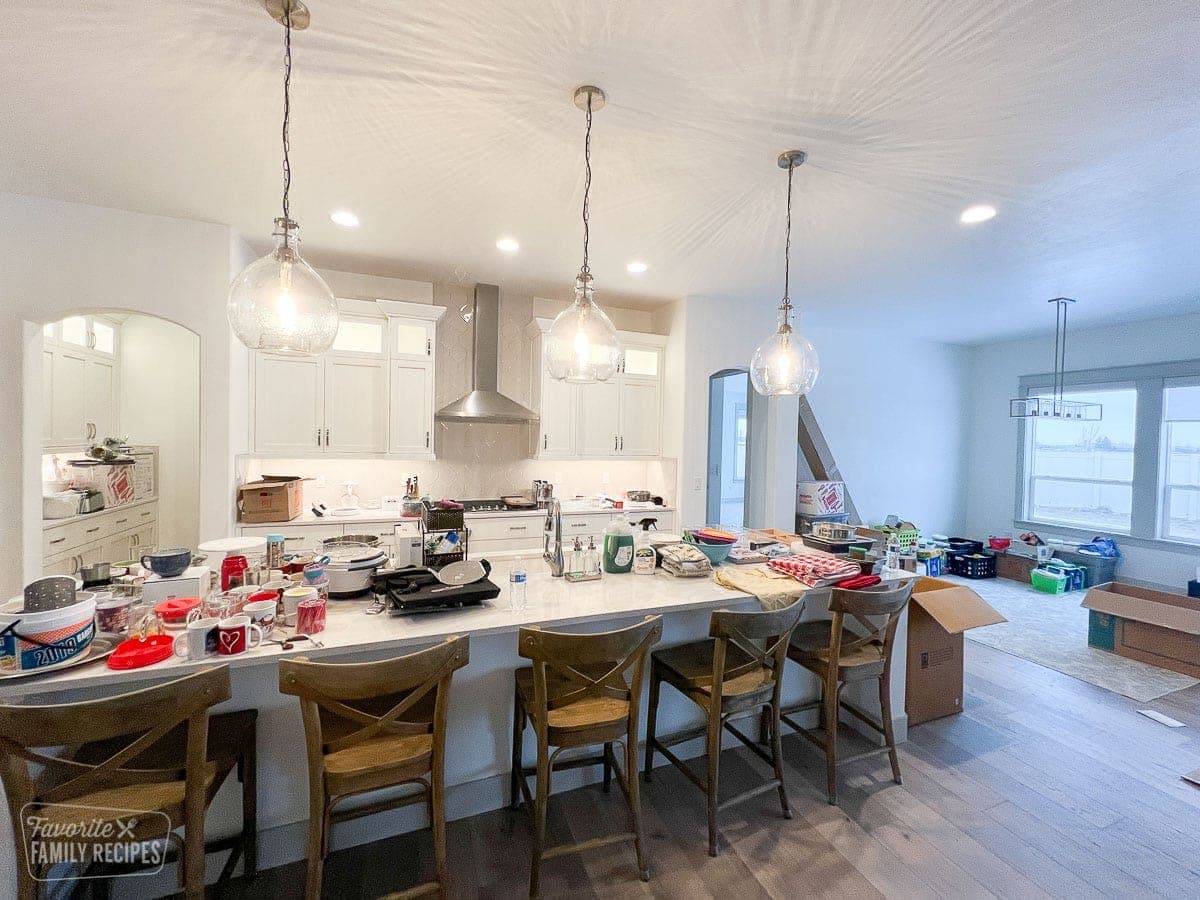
[141,548,191,579]
[684,537,733,566]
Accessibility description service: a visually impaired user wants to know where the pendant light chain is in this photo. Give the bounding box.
[580,91,593,276]
[780,157,795,322]
[280,0,294,243]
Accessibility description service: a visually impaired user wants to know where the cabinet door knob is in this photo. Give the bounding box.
[316,428,321,447]
[425,431,430,448]
[325,428,330,446]
[543,434,548,450]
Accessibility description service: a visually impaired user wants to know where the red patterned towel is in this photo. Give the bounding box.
[767,554,860,587]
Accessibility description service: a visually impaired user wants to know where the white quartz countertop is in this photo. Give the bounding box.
[240,503,674,528]
[1,562,747,698]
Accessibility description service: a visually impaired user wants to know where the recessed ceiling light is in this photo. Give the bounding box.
[330,209,360,228]
[960,204,997,225]
[496,237,520,253]
[626,261,648,274]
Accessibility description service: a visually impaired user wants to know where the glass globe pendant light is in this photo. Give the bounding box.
[228,0,338,355]
[545,86,621,383]
[750,150,820,396]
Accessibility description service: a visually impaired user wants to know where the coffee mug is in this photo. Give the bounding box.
[173,617,219,660]
[141,548,192,579]
[243,599,277,633]
[217,615,264,656]
[281,586,316,626]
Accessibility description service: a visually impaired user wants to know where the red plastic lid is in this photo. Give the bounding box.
[107,634,175,669]
[154,596,201,623]
[247,591,278,604]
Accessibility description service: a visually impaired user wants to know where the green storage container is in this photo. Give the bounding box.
[1031,568,1067,594]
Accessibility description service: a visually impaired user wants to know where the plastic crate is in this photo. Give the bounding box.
[1031,567,1067,594]
[948,550,997,579]
[871,523,920,551]
[947,537,984,555]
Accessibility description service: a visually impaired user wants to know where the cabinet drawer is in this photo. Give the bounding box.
[240,523,345,550]
[467,517,542,542]
[561,513,612,536]
[43,518,104,555]
[470,537,544,555]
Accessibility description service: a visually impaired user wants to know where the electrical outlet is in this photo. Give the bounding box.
[692,475,703,492]
[315,474,327,488]
[601,471,610,485]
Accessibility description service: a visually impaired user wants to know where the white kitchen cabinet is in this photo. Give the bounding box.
[84,357,116,442]
[617,377,661,457]
[325,358,388,453]
[576,380,622,456]
[389,362,433,456]
[248,302,443,458]
[253,354,324,453]
[43,316,122,450]
[41,500,159,576]
[526,319,667,460]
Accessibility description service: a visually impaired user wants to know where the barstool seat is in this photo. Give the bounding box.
[789,620,886,672]
[652,639,776,697]
[514,664,630,733]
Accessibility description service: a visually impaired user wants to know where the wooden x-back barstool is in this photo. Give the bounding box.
[0,666,231,900]
[644,598,804,856]
[779,581,913,804]
[511,615,662,897]
[279,635,469,899]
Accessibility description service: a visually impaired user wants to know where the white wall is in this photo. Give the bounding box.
[965,310,1200,587]
[0,192,244,594]
[676,299,972,535]
[118,315,200,549]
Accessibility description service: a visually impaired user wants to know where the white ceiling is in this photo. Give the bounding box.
[3,0,1200,343]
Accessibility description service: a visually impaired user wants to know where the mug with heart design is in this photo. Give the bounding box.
[217,614,264,656]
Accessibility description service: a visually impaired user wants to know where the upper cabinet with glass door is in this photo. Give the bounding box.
[247,296,443,458]
[42,314,121,450]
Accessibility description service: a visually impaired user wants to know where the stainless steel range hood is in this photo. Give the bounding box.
[434,283,539,425]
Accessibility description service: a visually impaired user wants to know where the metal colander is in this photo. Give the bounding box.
[23,576,78,612]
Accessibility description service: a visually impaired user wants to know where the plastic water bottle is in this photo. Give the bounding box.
[509,558,528,612]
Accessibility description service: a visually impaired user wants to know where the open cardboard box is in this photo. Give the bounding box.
[1082,582,1200,677]
[906,577,1007,726]
[237,475,307,523]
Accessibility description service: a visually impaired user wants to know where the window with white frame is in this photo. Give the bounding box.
[1016,359,1200,550]
[1023,387,1137,532]
[1162,381,1200,545]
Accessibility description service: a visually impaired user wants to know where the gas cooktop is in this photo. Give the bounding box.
[459,499,516,512]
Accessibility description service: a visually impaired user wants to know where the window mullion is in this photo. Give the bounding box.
[1130,378,1163,539]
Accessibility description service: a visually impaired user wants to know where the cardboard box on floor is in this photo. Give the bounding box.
[1082,582,1200,678]
[237,475,307,523]
[906,577,1006,726]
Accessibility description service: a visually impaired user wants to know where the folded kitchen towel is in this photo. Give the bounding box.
[767,554,860,587]
[713,564,810,611]
[833,573,882,591]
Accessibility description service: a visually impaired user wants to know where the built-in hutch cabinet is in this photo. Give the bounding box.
[42,315,120,450]
[249,301,443,459]
[527,319,666,460]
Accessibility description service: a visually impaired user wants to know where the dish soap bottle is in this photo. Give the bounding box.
[585,536,601,578]
[633,521,657,575]
[603,517,634,574]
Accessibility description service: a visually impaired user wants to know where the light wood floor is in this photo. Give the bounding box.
[213,641,1200,898]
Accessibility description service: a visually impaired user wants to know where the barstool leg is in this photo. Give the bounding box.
[879,673,901,784]
[511,690,524,810]
[626,729,650,881]
[705,713,721,857]
[529,734,550,898]
[643,669,660,782]
[429,771,448,896]
[769,703,793,819]
[304,800,324,899]
[603,742,613,793]
[824,678,839,805]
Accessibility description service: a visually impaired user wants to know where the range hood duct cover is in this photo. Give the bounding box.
[434,283,539,425]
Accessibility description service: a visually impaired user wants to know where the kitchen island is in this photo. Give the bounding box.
[0,562,910,881]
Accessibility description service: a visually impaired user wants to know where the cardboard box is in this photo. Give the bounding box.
[906,577,1007,726]
[796,481,845,517]
[237,475,306,523]
[1081,582,1200,677]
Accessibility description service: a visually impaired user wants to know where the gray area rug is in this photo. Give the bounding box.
[953,574,1199,702]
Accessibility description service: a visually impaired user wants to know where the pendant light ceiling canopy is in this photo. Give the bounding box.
[228,0,338,356]
[1009,297,1102,420]
[544,85,622,384]
[750,150,820,397]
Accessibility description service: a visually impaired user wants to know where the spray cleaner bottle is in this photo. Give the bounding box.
[633,520,657,575]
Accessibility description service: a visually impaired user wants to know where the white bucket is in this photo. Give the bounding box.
[0,594,97,672]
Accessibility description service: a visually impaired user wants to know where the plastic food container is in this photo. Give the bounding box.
[0,594,97,672]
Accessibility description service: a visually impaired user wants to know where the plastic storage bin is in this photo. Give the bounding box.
[948,550,997,579]
[1031,568,1068,594]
